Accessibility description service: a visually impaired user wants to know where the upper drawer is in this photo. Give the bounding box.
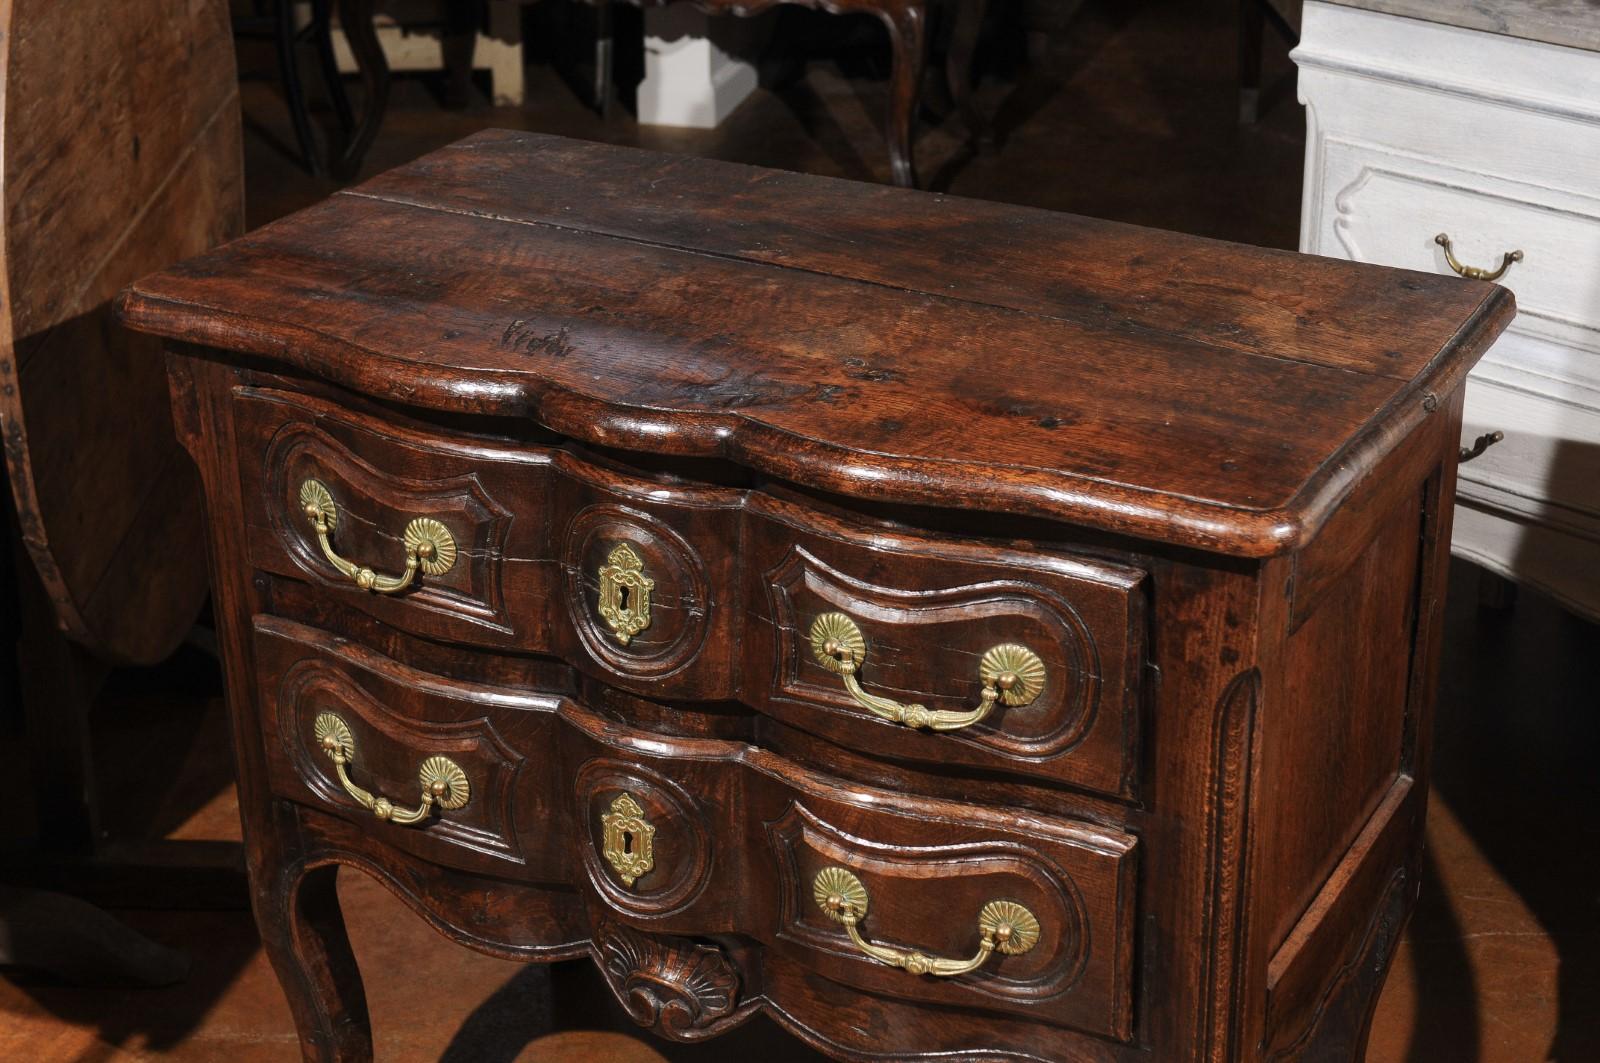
[1311,141,1600,355]
[233,387,746,699]
[236,387,545,648]
[743,499,1146,798]
[236,388,1147,796]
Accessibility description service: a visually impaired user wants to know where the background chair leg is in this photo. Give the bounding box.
[276,0,327,176]
[441,0,478,109]
[881,5,928,188]
[311,0,356,134]
[334,0,389,181]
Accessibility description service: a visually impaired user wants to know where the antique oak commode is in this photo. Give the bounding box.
[120,131,1512,1062]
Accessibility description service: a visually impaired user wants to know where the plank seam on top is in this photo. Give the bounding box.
[336,187,1443,387]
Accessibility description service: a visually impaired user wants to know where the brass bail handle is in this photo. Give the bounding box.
[313,713,470,825]
[807,612,1045,732]
[1459,430,1505,464]
[813,867,1041,978]
[1435,233,1523,282]
[299,479,457,594]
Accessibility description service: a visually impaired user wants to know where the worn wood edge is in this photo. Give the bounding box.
[119,286,1506,559]
[243,382,1151,591]
[1272,284,1515,557]
[0,8,242,662]
[1285,393,1453,630]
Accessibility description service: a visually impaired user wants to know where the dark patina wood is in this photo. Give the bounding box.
[122,130,1511,1062]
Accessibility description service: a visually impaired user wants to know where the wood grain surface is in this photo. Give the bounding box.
[118,131,1512,558]
[135,134,1507,1062]
[0,0,244,663]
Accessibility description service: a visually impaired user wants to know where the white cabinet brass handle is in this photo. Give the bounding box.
[1459,430,1504,463]
[1435,233,1523,282]
[313,713,469,824]
[299,479,456,593]
[813,867,1040,977]
[808,612,1044,731]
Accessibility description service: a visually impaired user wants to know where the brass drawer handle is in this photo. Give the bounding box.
[299,479,457,594]
[808,612,1044,731]
[1459,430,1504,463]
[813,867,1040,977]
[313,713,470,824]
[1435,233,1523,282]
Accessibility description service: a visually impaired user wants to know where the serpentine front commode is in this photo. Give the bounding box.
[119,129,1512,1061]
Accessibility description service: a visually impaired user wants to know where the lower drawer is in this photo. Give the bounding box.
[252,616,1139,1042]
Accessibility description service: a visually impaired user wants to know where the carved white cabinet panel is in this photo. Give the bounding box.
[1295,1,1600,620]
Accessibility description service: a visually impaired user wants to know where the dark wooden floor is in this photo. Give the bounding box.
[4,1,1596,1059]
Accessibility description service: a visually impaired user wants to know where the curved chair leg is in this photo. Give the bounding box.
[880,4,928,189]
[257,859,373,1063]
[334,0,389,181]
[277,0,326,177]
[946,0,994,153]
[312,0,355,135]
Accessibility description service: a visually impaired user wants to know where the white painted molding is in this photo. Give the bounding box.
[1296,0,1600,622]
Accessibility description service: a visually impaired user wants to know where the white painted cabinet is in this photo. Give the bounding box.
[1294,0,1600,620]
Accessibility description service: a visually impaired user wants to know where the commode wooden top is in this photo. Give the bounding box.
[117,130,1512,556]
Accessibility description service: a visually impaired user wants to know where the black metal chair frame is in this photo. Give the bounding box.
[234,0,355,176]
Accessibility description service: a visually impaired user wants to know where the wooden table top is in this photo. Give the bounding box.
[118,130,1512,557]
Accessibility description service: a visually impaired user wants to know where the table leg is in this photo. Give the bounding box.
[334,0,389,181]
[257,844,372,1062]
[881,4,927,188]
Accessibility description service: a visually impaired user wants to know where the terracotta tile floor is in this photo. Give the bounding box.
[6,0,1598,1059]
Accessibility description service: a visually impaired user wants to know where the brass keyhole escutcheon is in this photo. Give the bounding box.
[601,792,656,888]
[597,543,654,645]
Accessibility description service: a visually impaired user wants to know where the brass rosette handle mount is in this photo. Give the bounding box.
[808,612,1045,731]
[313,713,470,825]
[813,867,1040,977]
[299,479,456,594]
